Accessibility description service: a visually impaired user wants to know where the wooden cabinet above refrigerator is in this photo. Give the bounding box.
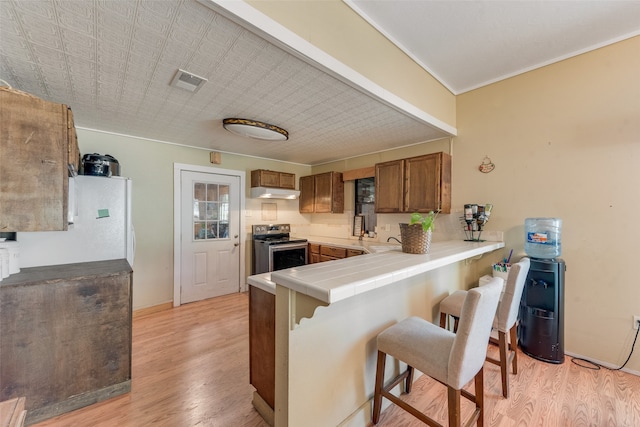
[0,87,80,231]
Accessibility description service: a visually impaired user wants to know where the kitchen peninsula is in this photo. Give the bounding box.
[248,239,504,427]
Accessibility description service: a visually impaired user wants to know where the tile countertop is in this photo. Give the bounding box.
[248,240,505,303]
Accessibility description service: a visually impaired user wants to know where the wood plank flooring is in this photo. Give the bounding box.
[32,292,640,427]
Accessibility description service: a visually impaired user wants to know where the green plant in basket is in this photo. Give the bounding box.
[409,211,439,232]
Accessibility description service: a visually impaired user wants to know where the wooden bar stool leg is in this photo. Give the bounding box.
[475,367,484,427]
[405,365,414,393]
[372,351,386,424]
[510,323,518,374]
[439,312,447,328]
[498,331,509,398]
[447,387,462,427]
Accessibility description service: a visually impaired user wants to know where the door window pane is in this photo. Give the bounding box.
[193,182,231,240]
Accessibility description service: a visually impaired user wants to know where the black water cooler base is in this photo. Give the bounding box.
[519,307,564,364]
[518,258,565,364]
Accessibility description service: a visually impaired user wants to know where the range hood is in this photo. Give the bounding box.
[250,187,300,199]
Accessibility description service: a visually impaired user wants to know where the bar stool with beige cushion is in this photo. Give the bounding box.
[439,257,530,398]
[372,279,502,427]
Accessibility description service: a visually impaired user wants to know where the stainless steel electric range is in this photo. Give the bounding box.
[251,224,308,275]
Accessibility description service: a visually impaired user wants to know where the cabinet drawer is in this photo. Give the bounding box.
[347,249,364,257]
[320,246,347,258]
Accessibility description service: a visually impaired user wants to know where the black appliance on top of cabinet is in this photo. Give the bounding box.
[519,258,566,363]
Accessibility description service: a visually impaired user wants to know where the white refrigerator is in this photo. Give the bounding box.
[17,175,134,268]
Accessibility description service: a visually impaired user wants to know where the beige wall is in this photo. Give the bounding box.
[454,36,640,371]
[246,0,456,128]
[77,129,311,310]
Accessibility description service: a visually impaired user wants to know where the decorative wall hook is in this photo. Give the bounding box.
[479,155,495,173]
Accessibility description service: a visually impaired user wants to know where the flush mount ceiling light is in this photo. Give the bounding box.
[222,118,289,141]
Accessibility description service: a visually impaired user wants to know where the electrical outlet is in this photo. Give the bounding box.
[634,315,640,330]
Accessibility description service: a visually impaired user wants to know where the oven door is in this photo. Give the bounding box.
[269,242,308,272]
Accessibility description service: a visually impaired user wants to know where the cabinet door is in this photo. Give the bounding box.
[252,170,280,187]
[308,244,321,264]
[249,286,275,409]
[405,153,451,213]
[314,172,344,214]
[375,160,404,213]
[299,175,315,213]
[314,172,333,213]
[404,154,439,213]
[0,88,69,231]
[279,173,295,189]
[329,172,344,213]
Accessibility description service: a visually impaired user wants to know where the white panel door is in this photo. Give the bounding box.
[180,170,241,303]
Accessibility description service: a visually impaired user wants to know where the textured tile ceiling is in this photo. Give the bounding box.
[0,0,451,165]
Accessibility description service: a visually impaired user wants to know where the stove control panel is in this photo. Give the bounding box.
[252,224,290,236]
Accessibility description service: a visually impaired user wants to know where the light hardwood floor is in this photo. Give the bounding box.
[33,292,640,427]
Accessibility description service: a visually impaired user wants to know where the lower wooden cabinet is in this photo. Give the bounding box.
[308,243,364,264]
[0,260,132,425]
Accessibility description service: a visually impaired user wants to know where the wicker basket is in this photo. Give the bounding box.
[399,223,432,254]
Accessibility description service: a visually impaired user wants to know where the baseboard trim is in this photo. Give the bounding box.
[25,381,131,425]
[133,302,173,319]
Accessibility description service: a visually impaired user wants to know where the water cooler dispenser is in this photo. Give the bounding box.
[519,258,565,363]
[518,218,565,363]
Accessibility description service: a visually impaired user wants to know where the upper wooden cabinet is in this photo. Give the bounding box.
[251,169,295,189]
[375,152,451,214]
[299,171,344,214]
[0,88,80,231]
[374,159,405,214]
[299,175,315,213]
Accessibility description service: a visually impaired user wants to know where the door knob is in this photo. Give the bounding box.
[234,235,238,238]
[234,243,239,247]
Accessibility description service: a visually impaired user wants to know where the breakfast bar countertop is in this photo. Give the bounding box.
[250,240,504,304]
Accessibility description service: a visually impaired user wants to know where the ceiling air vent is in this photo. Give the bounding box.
[170,69,207,93]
